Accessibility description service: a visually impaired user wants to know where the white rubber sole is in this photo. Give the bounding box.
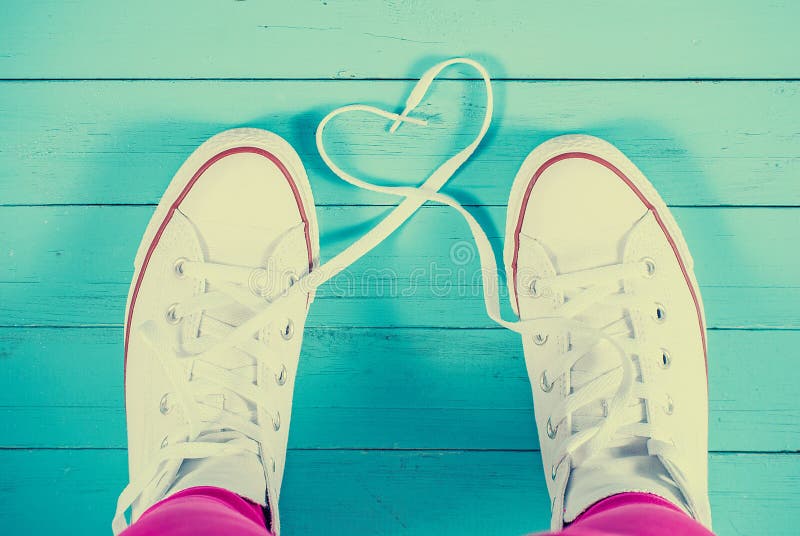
[503,134,705,328]
[124,127,320,334]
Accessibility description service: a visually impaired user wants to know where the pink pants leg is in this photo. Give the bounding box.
[121,486,272,536]
[121,487,713,536]
[536,492,715,536]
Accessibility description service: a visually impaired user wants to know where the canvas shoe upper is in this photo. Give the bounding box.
[503,135,712,531]
[113,128,319,535]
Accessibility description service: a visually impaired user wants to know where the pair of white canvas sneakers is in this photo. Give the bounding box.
[112,59,712,534]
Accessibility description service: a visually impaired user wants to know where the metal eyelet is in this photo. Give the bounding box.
[641,257,656,278]
[663,395,675,415]
[165,303,182,324]
[270,457,276,473]
[540,370,554,392]
[275,364,288,386]
[551,464,558,481]
[533,333,548,346]
[601,399,609,418]
[659,349,671,369]
[173,257,188,279]
[281,319,294,340]
[272,412,281,431]
[546,417,558,439]
[159,393,173,415]
[160,436,169,449]
[653,303,667,323]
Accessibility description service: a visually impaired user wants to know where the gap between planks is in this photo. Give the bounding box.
[0,447,797,454]
[2,78,800,83]
[0,325,797,331]
[3,203,800,209]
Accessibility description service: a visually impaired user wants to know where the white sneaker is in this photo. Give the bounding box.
[503,135,712,531]
[113,128,319,535]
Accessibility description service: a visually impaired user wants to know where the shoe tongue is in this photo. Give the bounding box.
[192,222,307,334]
[563,444,689,523]
[201,298,256,332]
[165,436,267,507]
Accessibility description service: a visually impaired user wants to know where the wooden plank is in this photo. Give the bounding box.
[1,327,797,452]
[0,206,798,328]
[0,449,795,536]
[1,1,799,79]
[1,81,799,206]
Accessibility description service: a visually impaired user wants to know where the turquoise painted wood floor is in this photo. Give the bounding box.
[1,2,799,535]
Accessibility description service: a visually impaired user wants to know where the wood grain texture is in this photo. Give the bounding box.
[1,205,798,328]
[2,2,797,532]
[1,1,799,79]
[0,449,797,536]
[1,81,798,206]
[0,327,797,451]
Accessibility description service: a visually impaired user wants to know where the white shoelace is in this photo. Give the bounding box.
[114,57,684,531]
[113,259,298,533]
[526,260,679,523]
[533,260,666,455]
